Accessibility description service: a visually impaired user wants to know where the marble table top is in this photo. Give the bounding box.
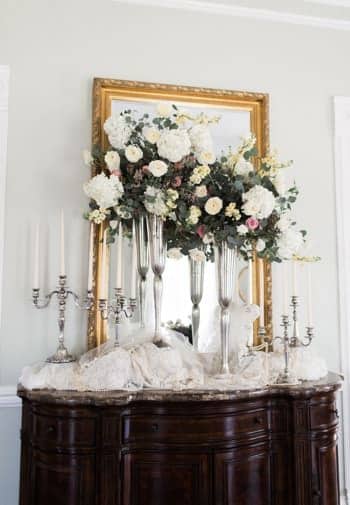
[17,372,343,407]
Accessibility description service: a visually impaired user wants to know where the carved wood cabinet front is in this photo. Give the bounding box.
[18,378,341,505]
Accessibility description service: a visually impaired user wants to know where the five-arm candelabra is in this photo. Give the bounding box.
[98,288,137,346]
[32,275,93,363]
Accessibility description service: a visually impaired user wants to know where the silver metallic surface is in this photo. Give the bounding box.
[32,275,93,363]
[215,242,237,375]
[189,254,205,350]
[147,215,166,341]
[98,288,136,346]
[275,314,299,385]
[135,215,149,328]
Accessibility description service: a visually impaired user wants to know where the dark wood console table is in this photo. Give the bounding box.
[18,373,342,505]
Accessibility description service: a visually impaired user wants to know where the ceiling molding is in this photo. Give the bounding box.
[113,0,350,30]
[306,0,350,7]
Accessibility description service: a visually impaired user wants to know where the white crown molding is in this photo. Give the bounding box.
[0,385,21,408]
[113,0,350,30]
[306,0,350,7]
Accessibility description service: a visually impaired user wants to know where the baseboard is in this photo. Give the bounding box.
[0,385,21,408]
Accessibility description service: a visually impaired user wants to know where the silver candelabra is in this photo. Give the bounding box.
[289,295,315,347]
[98,288,137,346]
[32,275,93,363]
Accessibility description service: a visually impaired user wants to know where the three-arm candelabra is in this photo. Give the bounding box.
[32,275,93,363]
[272,295,315,385]
[98,289,137,346]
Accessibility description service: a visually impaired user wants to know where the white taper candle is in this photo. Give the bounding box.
[101,230,107,298]
[33,223,40,288]
[247,258,254,347]
[87,223,94,291]
[307,263,313,326]
[292,260,297,296]
[259,258,265,326]
[116,223,123,290]
[282,262,289,315]
[130,222,137,299]
[60,209,65,276]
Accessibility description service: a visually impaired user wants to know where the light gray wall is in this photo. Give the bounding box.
[1,0,350,503]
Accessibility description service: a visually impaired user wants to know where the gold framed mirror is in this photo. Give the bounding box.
[87,78,272,349]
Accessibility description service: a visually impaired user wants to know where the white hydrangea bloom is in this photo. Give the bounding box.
[276,213,292,232]
[242,185,275,219]
[84,173,124,209]
[144,186,168,216]
[189,124,214,155]
[104,114,132,149]
[157,129,191,163]
[277,228,304,259]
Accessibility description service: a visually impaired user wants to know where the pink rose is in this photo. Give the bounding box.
[172,176,182,188]
[111,169,121,177]
[246,217,259,230]
[196,224,206,239]
[142,165,149,173]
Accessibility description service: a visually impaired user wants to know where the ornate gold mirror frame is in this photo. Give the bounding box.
[87,78,271,349]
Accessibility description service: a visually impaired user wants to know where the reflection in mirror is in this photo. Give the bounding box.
[88,79,270,349]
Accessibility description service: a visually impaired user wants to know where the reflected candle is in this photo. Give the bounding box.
[259,258,265,327]
[60,209,65,276]
[87,223,94,291]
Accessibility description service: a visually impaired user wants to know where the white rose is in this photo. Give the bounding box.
[167,247,183,260]
[156,102,173,117]
[195,185,208,198]
[143,126,161,144]
[83,150,93,166]
[277,228,304,260]
[84,173,124,209]
[242,185,276,219]
[197,150,216,165]
[237,224,248,235]
[125,145,143,163]
[104,151,120,172]
[104,114,132,149]
[204,197,223,216]
[157,129,191,163]
[277,213,292,232]
[189,248,206,262]
[235,159,254,176]
[148,160,168,177]
[256,238,266,252]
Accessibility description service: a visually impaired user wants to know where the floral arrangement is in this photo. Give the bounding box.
[83,103,306,262]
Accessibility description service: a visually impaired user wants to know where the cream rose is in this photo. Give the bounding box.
[195,185,208,198]
[142,126,161,144]
[197,150,216,165]
[189,248,206,262]
[104,151,120,172]
[125,145,143,163]
[148,160,168,177]
[156,102,173,117]
[204,196,223,216]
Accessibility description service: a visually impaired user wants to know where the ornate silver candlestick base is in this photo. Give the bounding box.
[32,275,93,364]
[275,315,299,385]
[98,288,136,346]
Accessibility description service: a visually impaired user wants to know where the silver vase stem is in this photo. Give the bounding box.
[216,242,237,375]
[147,214,166,342]
[135,215,149,328]
[189,254,204,351]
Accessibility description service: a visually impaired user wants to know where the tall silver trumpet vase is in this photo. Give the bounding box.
[147,214,166,342]
[135,215,149,328]
[32,275,93,363]
[215,242,237,376]
[189,251,205,350]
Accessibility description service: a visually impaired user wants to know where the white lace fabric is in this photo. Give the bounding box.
[19,328,327,392]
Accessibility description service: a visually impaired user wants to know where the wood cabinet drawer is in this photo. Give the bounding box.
[122,409,269,444]
[310,402,339,430]
[32,414,96,448]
